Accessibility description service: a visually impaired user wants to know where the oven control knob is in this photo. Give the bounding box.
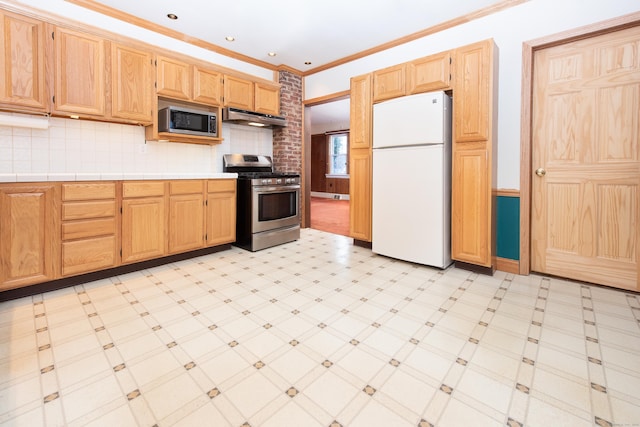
[276,178,282,184]
[262,179,269,184]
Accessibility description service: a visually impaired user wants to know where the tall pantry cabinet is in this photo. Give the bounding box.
[451,39,498,268]
[349,73,373,242]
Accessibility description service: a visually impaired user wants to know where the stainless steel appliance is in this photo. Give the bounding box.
[223,154,300,251]
[158,106,218,137]
[222,107,287,128]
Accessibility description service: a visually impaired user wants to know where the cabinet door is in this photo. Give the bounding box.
[254,82,279,115]
[0,11,47,111]
[206,180,236,246]
[0,184,60,290]
[111,43,153,123]
[350,73,372,150]
[53,27,105,116]
[156,55,190,100]
[453,41,491,142]
[349,148,372,242]
[407,51,451,94]
[451,145,491,266]
[223,75,253,110]
[121,196,166,263]
[372,64,405,102]
[169,194,204,253]
[193,66,222,105]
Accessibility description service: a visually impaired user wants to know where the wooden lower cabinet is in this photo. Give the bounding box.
[451,145,491,266]
[206,179,236,246]
[169,180,205,254]
[349,149,372,241]
[0,183,60,291]
[61,182,118,276]
[121,181,167,264]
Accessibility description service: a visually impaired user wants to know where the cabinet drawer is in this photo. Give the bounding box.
[62,182,116,201]
[123,181,165,198]
[62,200,116,220]
[62,235,117,276]
[62,218,116,240]
[170,180,204,195]
[207,179,236,193]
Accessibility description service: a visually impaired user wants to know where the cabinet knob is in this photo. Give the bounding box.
[535,167,546,177]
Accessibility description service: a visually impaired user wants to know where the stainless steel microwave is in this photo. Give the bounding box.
[158,106,218,137]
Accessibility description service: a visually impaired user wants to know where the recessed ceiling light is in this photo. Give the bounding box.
[167,13,178,20]
[225,36,235,42]
[268,52,276,57]
[304,61,312,65]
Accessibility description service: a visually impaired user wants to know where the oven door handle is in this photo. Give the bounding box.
[254,185,300,194]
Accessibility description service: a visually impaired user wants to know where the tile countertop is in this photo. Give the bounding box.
[0,172,238,183]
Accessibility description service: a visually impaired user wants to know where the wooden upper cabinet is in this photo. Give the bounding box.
[453,40,492,143]
[156,55,191,100]
[372,63,406,102]
[0,11,47,111]
[254,82,280,115]
[407,51,451,94]
[350,73,372,150]
[223,75,254,110]
[0,183,60,291]
[111,43,153,123]
[53,27,105,117]
[193,66,222,106]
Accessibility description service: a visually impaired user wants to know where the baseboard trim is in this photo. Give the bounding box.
[495,257,520,274]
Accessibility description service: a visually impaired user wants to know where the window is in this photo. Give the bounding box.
[328,133,348,175]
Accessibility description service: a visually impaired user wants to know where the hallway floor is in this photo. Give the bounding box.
[310,197,350,237]
[1,229,639,426]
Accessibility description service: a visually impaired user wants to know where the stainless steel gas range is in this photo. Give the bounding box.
[223,154,300,251]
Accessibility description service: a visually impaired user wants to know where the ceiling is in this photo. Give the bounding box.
[75,0,505,73]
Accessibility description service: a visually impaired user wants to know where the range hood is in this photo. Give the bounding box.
[222,107,287,128]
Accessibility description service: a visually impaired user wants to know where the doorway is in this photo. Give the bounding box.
[305,98,351,236]
[521,13,640,291]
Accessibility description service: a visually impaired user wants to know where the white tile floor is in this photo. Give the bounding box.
[1,228,639,427]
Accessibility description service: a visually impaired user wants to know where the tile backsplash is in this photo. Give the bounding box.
[0,113,273,176]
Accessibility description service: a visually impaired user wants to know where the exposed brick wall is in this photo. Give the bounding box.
[273,70,306,226]
[273,71,302,173]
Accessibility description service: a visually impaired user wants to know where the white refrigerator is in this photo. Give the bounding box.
[372,91,452,268]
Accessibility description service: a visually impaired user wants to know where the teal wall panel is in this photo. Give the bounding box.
[496,196,520,260]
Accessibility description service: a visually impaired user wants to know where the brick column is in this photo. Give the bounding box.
[273,70,305,225]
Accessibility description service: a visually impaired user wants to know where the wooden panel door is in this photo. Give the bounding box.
[372,64,406,102]
[53,27,105,116]
[254,82,280,115]
[111,43,153,123]
[193,66,222,105]
[453,41,490,143]
[451,145,490,266]
[206,180,236,246]
[0,11,47,111]
[223,75,253,110]
[121,196,166,264]
[169,193,204,253]
[532,25,640,291]
[350,73,372,150]
[0,184,60,290]
[349,148,372,241]
[156,55,190,100]
[406,51,452,94]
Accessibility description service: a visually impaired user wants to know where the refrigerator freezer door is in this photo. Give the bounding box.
[372,145,451,267]
[373,91,446,149]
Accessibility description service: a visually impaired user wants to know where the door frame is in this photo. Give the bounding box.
[519,11,640,275]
